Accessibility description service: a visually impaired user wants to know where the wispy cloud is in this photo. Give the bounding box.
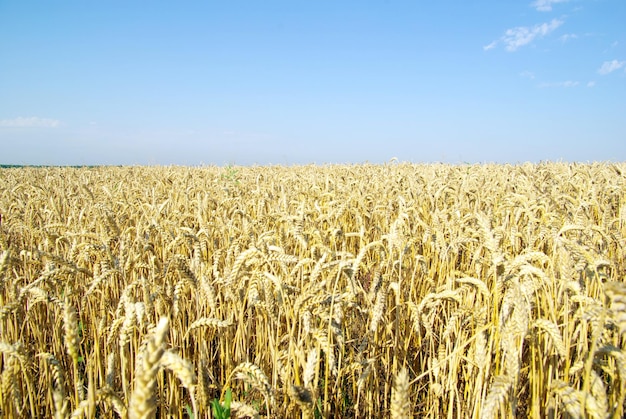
[0,116,61,128]
[531,0,569,12]
[587,81,596,88]
[539,80,579,88]
[483,41,497,51]
[520,71,535,79]
[486,19,563,52]
[598,60,625,75]
[559,33,578,42]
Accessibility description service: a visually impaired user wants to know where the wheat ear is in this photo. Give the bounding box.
[390,367,411,419]
[160,350,198,417]
[128,317,169,419]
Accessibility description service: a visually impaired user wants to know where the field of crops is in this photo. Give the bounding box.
[1,162,625,418]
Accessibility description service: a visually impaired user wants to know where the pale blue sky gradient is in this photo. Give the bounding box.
[1,0,624,165]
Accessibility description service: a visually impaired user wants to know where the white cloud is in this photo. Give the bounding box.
[483,41,497,51]
[504,19,563,51]
[0,116,61,128]
[531,0,569,11]
[539,80,579,88]
[559,33,578,42]
[598,60,625,75]
[486,19,563,52]
[587,81,596,87]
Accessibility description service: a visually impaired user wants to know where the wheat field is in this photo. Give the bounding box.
[0,162,625,418]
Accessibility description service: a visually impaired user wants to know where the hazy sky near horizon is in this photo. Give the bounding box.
[1,0,625,166]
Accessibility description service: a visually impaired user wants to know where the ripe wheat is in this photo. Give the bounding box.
[0,162,624,417]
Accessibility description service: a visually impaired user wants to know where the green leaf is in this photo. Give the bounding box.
[185,404,194,419]
[210,400,223,419]
[210,389,232,419]
[224,388,232,416]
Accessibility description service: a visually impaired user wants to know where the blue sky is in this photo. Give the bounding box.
[1,0,624,165]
